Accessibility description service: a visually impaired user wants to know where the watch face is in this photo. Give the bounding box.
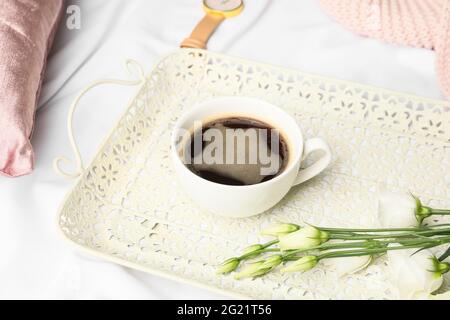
[204,0,243,12]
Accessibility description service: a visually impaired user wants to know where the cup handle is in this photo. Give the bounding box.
[293,138,331,186]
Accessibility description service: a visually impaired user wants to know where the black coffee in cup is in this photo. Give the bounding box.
[183,117,289,186]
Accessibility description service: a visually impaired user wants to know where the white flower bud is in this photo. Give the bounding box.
[234,261,266,280]
[261,223,300,237]
[234,255,283,280]
[278,226,329,251]
[216,258,240,274]
[260,255,283,269]
[281,256,318,273]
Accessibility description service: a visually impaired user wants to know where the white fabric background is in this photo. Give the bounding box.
[0,0,443,299]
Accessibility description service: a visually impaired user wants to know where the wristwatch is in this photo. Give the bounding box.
[181,0,244,49]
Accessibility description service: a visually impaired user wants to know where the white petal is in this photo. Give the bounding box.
[387,247,443,299]
[378,190,418,228]
[412,291,432,300]
[324,255,372,277]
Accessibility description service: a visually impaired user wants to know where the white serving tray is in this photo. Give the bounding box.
[57,49,450,299]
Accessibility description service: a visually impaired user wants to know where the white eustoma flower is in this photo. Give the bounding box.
[278,226,329,251]
[387,247,444,299]
[378,190,419,228]
[323,255,372,277]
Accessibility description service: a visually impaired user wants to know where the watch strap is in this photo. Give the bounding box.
[180,13,225,49]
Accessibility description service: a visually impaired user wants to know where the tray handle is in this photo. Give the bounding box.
[54,59,146,179]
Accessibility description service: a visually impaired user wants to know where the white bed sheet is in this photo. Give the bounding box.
[0,0,443,299]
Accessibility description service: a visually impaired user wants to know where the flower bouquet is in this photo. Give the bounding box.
[218,191,450,299]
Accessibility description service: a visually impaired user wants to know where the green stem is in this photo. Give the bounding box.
[262,240,279,248]
[322,224,450,234]
[320,227,427,233]
[428,224,450,228]
[239,239,382,262]
[282,237,448,260]
[431,209,450,215]
[238,240,279,260]
[329,228,450,241]
[237,248,277,261]
[317,239,450,260]
[281,241,371,259]
[237,226,450,262]
[319,224,450,235]
[239,230,450,261]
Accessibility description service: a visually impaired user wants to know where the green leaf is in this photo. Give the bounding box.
[439,246,450,261]
[410,246,432,257]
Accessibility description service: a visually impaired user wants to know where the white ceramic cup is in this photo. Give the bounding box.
[171,97,331,218]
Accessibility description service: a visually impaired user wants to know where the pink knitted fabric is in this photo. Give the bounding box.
[319,0,450,99]
[436,1,450,99]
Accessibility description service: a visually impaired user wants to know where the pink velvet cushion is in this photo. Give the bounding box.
[0,0,64,177]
